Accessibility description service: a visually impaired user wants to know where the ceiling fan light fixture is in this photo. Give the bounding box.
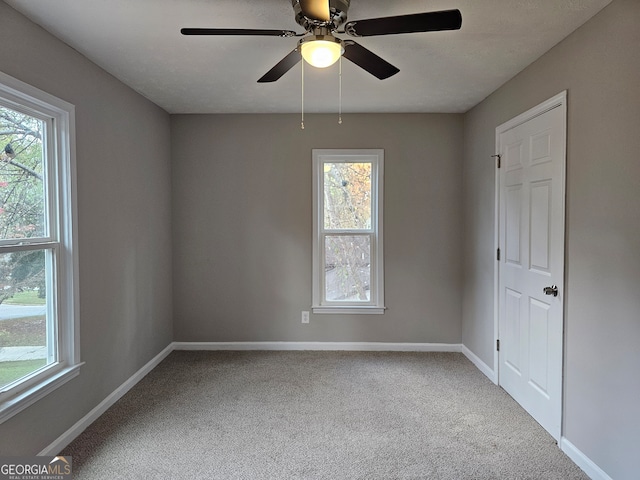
[299,36,344,68]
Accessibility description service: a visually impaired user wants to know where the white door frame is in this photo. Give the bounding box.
[493,90,567,431]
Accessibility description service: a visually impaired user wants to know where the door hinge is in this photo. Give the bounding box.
[492,154,501,168]
[497,247,501,261]
[497,339,500,351]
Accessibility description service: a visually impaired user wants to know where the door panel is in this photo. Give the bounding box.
[530,180,551,272]
[497,97,566,440]
[505,288,522,374]
[505,186,522,265]
[528,297,551,395]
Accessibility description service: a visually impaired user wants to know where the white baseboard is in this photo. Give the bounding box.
[462,344,497,384]
[172,341,462,352]
[39,343,174,456]
[560,437,612,480]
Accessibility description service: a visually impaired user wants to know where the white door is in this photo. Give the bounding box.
[497,93,566,440]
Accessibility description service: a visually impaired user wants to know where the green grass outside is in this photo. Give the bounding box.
[4,291,46,305]
[0,316,46,347]
[0,359,47,389]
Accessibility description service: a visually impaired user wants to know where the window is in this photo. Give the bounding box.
[312,149,384,314]
[0,71,80,423]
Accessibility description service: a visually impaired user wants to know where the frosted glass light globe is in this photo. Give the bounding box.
[300,39,344,68]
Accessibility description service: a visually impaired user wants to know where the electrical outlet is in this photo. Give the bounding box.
[301,311,310,324]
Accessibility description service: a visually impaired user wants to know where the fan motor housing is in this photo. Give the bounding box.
[291,0,351,31]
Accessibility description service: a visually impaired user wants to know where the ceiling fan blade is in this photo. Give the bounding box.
[344,9,462,37]
[258,49,302,83]
[299,0,331,22]
[181,28,297,37]
[342,42,399,80]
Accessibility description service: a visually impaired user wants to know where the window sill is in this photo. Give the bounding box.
[312,306,386,315]
[0,362,84,424]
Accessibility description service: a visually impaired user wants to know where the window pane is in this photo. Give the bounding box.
[0,105,47,240]
[324,235,371,302]
[0,250,52,390]
[323,162,371,230]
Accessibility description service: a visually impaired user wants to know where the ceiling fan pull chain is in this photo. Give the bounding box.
[301,57,305,130]
[338,55,343,125]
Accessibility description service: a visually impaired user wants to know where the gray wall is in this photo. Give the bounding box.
[2,0,636,476]
[462,0,640,478]
[172,114,463,343]
[0,3,173,454]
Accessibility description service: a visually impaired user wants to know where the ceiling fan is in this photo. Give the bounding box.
[181,0,462,83]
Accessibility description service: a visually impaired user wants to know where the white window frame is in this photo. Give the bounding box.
[0,71,81,424]
[312,149,385,314]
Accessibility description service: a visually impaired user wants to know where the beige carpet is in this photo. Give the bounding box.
[62,351,588,479]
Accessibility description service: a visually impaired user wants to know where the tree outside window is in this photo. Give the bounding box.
[0,105,49,389]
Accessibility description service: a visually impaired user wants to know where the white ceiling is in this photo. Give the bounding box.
[5,0,611,114]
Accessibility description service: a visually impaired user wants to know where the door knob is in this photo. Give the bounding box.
[543,285,559,297]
